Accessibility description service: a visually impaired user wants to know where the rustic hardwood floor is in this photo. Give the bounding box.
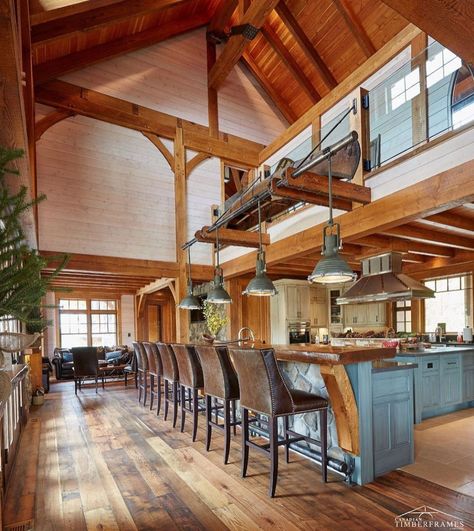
[4,381,474,531]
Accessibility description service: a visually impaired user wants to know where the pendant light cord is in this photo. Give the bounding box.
[187,246,192,280]
[257,199,262,252]
[216,227,220,269]
[328,154,333,226]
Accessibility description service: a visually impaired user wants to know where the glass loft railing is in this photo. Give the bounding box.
[368,40,474,168]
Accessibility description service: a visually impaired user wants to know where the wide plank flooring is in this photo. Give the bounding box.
[4,381,474,530]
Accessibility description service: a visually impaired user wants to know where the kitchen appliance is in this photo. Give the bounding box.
[288,321,311,344]
[337,252,435,304]
[463,326,473,342]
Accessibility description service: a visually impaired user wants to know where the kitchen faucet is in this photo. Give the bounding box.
[238,327,255,342]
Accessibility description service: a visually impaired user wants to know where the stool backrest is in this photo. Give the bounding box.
[195,345,239,400]
[133,342,146,371]
[142,341,160,375]
[156,343,179,382]
[71,347,99,377]
[229,348,293,416]
[171,344,204,389]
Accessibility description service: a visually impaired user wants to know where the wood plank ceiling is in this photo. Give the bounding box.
[31,0,409,123]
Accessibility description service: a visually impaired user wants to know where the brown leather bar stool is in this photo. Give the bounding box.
[195,345,240,464]
[133,342,148,405]
[143,342,163,414]
[171,344,205,442]
[229,347,328,498]
[156,343,180,427]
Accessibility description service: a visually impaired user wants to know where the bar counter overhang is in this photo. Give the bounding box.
[229,342,405,485]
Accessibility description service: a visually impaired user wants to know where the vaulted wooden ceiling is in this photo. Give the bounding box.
[31,0,409,123]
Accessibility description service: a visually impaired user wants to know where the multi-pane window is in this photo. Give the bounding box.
[424,275,472,334]
[59,298,118,348]
[395,300,412,333]
[426,48,462,89]
[390,68,420,111]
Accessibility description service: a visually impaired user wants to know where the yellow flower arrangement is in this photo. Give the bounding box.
[202,300,229,337]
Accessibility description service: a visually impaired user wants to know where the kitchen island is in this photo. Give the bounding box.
[229,342,415,485]
[396,346,474,423]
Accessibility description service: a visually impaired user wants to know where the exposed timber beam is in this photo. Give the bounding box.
[404,250,474,278]
[137,278,174,296]
[208,0,280,90]
[285,168,371,204]
[31,0,189,46]
[332,0,376,58]
[259,24,420,164]
[33,14,209,85]
[355,235,454,258]
[423,212,474,232]
[39,250,214,281]
[143,133,175,171]
[240,53,296,123]
[222,159,474,277]
[382,223,474,251]
[378,0,474,65]
[208,0,239,33]
[35,109,75,141]
[186,152,211,177]
[270,181,353,211]
[30,0,125,25]
[195,226,270,248]
[275,1,337,90]
[0,0,36,248]
[261,24,320,103]
[35,80,263,166]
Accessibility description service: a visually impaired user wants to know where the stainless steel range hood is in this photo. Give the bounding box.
[336,252,435,304]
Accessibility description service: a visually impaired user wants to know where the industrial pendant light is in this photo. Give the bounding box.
[178,246,201,310]
[308,154,357,285]
[243,200,277,296]
[207,227,232,304]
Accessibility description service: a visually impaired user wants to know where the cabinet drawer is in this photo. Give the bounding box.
[421,357,440,373]
[441,355,461,371]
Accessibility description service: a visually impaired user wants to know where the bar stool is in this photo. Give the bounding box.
[171,344,205,442]
[143,342,163,414]
[195,345,240,464]
[229,347,328,498]
[133,342,148,405]
[156,343,180,427]
[124,347,138,389]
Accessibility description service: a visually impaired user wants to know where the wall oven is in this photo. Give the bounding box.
[288,321,311,344]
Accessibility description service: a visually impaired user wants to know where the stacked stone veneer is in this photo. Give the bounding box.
[279,361,346,462]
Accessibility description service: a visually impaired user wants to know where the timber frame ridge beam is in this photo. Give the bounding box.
[35,80,264,166]
[195,226,270,248]
[221,159,474,278]
[208,0,280,90]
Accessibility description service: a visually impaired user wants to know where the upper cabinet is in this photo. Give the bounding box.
[343,302,386,327]
[310,286,328,327]
[286,284,310,321]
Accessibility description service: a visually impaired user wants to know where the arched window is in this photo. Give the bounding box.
[451,64,474,129]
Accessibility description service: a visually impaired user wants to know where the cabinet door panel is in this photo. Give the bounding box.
[286,286,299,320]
[298,287,310,319]
[422,373,441,409]
[463,368,474,402]
[442,370,462,405]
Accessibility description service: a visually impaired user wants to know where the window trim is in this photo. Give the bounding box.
[56,296,121,348]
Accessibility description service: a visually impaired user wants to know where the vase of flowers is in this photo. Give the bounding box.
[202,301,228,343]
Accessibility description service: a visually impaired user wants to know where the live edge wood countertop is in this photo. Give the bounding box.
[228,342,396,365]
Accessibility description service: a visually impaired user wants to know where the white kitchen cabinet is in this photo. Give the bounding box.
[343,302,387,327]
[367,302,386,325]
[310,287,328,327]
[286,284,310,320]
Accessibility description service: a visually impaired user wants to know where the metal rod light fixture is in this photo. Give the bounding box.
[243,200,277,297]
[308,154,357,285]
[207,227,232,304]
[178,246,201,310]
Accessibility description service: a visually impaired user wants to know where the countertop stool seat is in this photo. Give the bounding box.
[156,343,180,427]
[196,345,240,464]
[143,342,164,414]
[230,347,329,498]
[171,344,206,442]
[133,342,149,405]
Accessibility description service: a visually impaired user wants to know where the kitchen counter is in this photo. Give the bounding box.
[397,346,474,357]
[228,342,396,365]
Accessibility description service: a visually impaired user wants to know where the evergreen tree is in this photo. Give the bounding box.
[0,146,67,331]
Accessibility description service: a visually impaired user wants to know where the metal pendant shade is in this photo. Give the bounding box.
[178,281,201,310]
[207,269,232,304]
[244,199,277,297]
[207,227,232,304]
[178,247,202,310]
[308,232,357,284]
[243,250,277,296]
[307,152,356,285]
